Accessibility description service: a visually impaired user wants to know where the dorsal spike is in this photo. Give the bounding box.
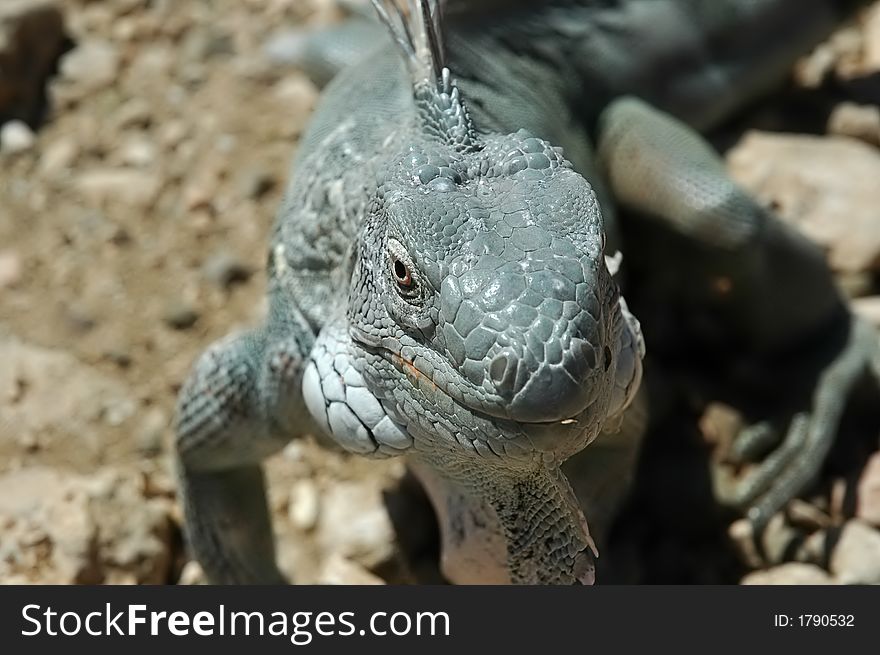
[371,0,478,152]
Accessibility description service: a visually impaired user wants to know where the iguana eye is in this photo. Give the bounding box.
[393,258,412,288]
[387,238,417,295]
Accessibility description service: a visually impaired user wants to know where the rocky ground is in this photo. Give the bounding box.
[0,0,879,585]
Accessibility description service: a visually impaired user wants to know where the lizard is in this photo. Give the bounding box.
[174,0,880,585]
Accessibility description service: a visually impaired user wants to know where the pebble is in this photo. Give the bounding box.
[786,499,831,531]
[317,554,385,585]
[202,252,253,290]
[761,513,806,567]
[76,169,162,209]
[827,102,880,146]
[317,481,396,568]
[112,98,153,130]
[38,137,79,177]
[240,167,277,200]
[178,560,205,585]
[163,300,199,330]
[741,563,834,585]
[829,521,880,584]
[102,348,132,368]
[136,407,168,456]
[728,515,809,569]
[0,250,23,289]
[0,467,173,584]
[65,303,97,333]
[863,4,880,72]
[59,40,120,94]
[728,132,880,273]
[102,398,136,427]
[851,296,880,329]
[0,120,36,155]
[856,452,880,527]
[264,29,308,67]
[288,480,320,531]
[118,136,156,167]
[794,530,829,567]
[16,432,40,453]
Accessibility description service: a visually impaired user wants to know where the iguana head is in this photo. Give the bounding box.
[347,120,644,450]
[327,3,643,464]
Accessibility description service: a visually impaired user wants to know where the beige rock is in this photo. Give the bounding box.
[38,136,78,177]
[786,499,831,531]
[317,554,385,585]
[852,296,880,328]
[0,250,22,289]
[0,467,173,584]
[76,168,162,209]
[118,136,157,167]
[742,563,834,585]
[728,132,880,273]
[178,560,206,585]
[856,452,880,527]
[0,330,136,455]
[59,40,120,96]
[288,479,320,531]
[794,530,829,567]
[829,520,880,584]
[0,118,34,154]
[863,3,880,73]
[317,481,396,568]
[828,102,880,146]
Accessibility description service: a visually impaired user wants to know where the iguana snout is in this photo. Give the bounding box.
[437,235,613,424]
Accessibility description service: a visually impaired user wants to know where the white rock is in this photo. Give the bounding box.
[0,119,35,155]
[0,467,173,584]
[863,3,880,73]
[76,169,162,209]
[288,479,320,531]
[856,452,880,528]
[0,250,22,288]
[317,553,385,585]
[0,330,136,456]
[827,102,880,146]
[830,521,880,584]
[59,40,119,94]
[742,563,834,585]
[38,137,79,177]
[852,296,880,329]
[178,560,206,585]
[728,132,880,273]
[317,481,396,568]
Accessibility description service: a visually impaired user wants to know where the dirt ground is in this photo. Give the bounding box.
[1,0,879,585]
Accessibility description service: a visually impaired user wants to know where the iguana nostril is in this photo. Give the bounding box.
[576,339,597,370]
[489,350,518,393]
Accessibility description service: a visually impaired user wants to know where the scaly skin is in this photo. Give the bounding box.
[175,0,880,584]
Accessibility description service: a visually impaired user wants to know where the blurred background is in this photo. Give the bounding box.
[0,0,879,585]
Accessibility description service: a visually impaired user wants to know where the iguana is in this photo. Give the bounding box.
[174,0,880,584]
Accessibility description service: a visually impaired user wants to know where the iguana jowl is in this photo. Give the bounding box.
[175,0,880,584]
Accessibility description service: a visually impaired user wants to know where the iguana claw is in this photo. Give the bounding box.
[715,317,880,530]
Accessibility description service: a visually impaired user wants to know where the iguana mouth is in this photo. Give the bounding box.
[351,327,597,428]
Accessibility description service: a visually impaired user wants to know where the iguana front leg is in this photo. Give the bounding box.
[175,317,316,583]
[596,97,880,530]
